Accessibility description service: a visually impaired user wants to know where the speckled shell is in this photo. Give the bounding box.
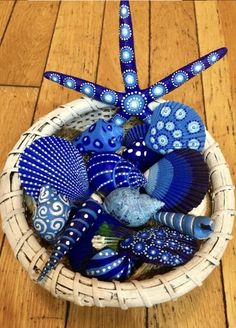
[104,188,164,227]
[73,119,124,154]
[32,185,71,242]
[124,123,149,148]
[145,101,206,155]
[87,153,146,196]
[122,139,162,172]
[86,247,134,281]
[119,226,198,267]
[18,136,89,202]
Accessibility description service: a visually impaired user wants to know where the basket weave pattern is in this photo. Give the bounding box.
[0,97,235,309]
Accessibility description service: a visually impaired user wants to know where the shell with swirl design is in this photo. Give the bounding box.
[32,185,72,242]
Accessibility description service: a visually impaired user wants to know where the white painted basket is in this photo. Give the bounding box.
[0,97,235,308]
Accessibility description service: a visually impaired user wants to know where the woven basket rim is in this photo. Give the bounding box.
[0,97,235,308]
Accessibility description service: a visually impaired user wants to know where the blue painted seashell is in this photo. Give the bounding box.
[124,123,149,148]
[32,185,71,242]
[38,198,103,282]
[87,153,146,196]
[68,213,128,272]
[18,136,89,202]
[104,188,164,227]
[122,139,162,172]
[119,226,198,267]
[73,119,124,154]
[144,149,209,213]
[86,247,134,281]
[154,212,214,240]
[145,101,206,155]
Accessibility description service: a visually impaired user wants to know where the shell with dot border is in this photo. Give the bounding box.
[119,226,198,267]
[86,247,134,281]
[87,153,146,196]
[73,119,124,154]
[145,101,206,155]
[32,185,71,242]
[37,198,103,282]
[18,136,89,202]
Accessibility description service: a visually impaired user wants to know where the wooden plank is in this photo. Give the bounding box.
[148,2,226,327]
[67,1,148,324]
[0,86,38,249]
[35,1,105,120]
[0,1,59,87]
[0,241,67,328]
[0,1,15,43]
[195,1,236,327]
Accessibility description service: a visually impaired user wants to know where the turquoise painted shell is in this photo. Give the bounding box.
[104,187,165,227]
[87,153,146,196]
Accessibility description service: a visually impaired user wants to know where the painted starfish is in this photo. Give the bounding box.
[44,0,227,126]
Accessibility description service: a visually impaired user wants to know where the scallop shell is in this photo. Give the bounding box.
[119,226,198,266]
[18,136,89,202]
[87,153,146,196]
[104,188,164,227]
[86,247,134,281]
[145,101,206,155]
[144,149,209,213]
[124,123,149,148]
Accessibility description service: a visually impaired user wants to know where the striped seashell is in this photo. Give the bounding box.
[86,247,134,281]
[154,212,214,240]
[87,153,146,196]
[144,149,209,213]
[119,226,198,267]
[18,136,89,202]
[37,198,103,282]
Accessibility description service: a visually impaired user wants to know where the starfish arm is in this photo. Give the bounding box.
[119,0,139,91]
[44,71,124,107]
[143,47,228,102]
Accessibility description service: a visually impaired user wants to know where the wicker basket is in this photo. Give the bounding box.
[0,97,235,309]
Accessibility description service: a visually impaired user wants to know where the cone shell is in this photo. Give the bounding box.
[119,226,198,266]
[18,136,89,202]
[144,149,209,213]
[87,153,146,196]
[86,247,134,281]
[145,101,206,155]
[104,188,164,227]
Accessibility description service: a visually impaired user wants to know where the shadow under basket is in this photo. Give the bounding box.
[0,97,235,309]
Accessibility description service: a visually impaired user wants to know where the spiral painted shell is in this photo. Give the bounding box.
[87,153,146,196]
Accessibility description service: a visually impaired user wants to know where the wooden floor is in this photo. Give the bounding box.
[0,1,235,327]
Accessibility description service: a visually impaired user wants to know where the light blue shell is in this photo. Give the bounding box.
[145,101,206,155]
[104,187,165,227]
[73,119,124,154]
[32,185,71,242]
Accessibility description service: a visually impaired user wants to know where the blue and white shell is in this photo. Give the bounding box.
[104,188,164,227]
[86,247,134,281]
[73,119,124,154]
[18,136,89,202]
[145,101,206,155]
[124,123,149,148]
[87,153,146,196]
[119,226,198,266]
[32,185,71,242]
